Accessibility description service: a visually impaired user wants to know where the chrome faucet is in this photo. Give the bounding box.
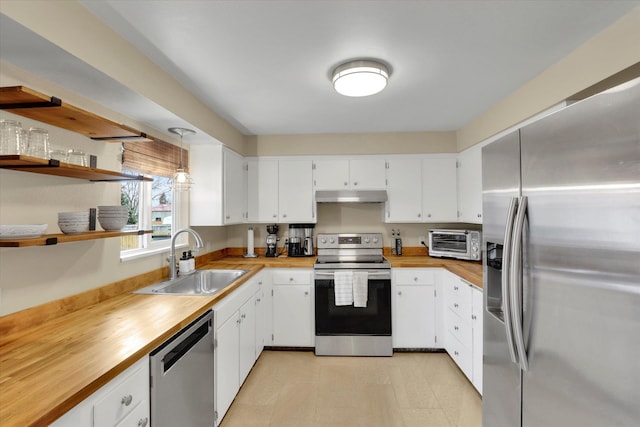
[168,228,204,280]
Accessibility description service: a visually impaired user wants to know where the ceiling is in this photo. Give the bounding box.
[1,1,638,140]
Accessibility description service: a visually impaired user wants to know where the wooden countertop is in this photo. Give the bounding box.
[0,255,481,426]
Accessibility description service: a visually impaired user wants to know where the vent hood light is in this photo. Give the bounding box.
[316,190,388,203]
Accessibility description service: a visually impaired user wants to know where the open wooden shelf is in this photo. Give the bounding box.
[0,229,151,248]
[0,86,152,142]
[0,155,151,182]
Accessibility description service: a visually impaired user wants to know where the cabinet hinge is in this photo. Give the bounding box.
[272,333,274,342]
[435,335,438,344]
[214,410,218,421]
[434,289,437,297]
[456,160,460,168]
[385,161,389,169]
[312,162,316,170]
[271,289,274,296]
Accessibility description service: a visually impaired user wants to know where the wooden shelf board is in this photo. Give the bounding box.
[0,86,152,142]
[0,230,152,248]
[0,155,152,182]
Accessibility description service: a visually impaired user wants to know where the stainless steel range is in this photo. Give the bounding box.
[314,233,392,356]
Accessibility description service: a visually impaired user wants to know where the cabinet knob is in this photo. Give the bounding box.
[121,394,133,406]
[427,213,432,218]
[344,181,348,186]
[417,213,422,218]
[289,277,294,282]
[273,214,277,218]
[304,291,309,296]
[282,214,287,218]
[138,418,149,427]
[472,314,476,320]
[353,181,358,186]
[226,215,230,219]
[398,291,402,296]
[477,213,482,218]
[413,277,418,282]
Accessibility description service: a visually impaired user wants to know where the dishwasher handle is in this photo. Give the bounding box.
[151,310,213,374]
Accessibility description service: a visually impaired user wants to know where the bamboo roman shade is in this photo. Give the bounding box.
[122,138,188,178]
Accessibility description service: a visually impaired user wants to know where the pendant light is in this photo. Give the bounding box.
[332,60,390,97]
[168,127,195,191]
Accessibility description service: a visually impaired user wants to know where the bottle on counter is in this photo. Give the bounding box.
[187,250,196,272]
[179,252,190,276]
[395,230,403,256]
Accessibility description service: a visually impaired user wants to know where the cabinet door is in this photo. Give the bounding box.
[216,313,240,422]
[457,145,483,223]
[239,297,256,384]
[313,159,350,190]
[472,287,483,394]
[349,158,387,190]
[223,149,246,224]
[255,273,273,352]
[272,285,313,346]
[393,285,436,348]
[385,158,423,223]
[190,145,224,226]
[278,160,315,222]
[247,158,279,222]
[422,158,458,222]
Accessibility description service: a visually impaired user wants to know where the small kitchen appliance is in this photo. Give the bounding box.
[265,224,279,257]
[288,224,315,257]
[428,229,481,261]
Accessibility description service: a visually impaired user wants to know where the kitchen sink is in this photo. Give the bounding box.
[134,269,248,296]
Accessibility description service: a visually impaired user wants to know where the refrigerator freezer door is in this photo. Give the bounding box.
[520,79,640,426]
[482,131,523,427]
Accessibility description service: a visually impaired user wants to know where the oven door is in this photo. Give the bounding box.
[314,270,391,336]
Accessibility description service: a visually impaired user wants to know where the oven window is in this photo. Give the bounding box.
[315,278,391,336]
[432,234,467,253]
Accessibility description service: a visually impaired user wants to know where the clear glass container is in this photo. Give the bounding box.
[0,120,24,155]
[67,149,87,166]
[27,127,50,159]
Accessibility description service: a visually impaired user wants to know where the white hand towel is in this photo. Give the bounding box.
[353,271,369,308]
[334,271,354,306]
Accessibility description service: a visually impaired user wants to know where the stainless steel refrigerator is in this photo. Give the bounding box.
[482,77,640,427]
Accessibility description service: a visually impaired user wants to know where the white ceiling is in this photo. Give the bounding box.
[1,1,638,139]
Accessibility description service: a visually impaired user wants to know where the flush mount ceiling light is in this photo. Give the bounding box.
[332,60,390,97]
[168,127,196,191]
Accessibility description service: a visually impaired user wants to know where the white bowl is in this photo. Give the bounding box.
[0,224,48,239]
[98,216,128,231]
[58,222,89,234]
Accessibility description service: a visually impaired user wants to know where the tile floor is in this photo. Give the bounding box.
[219,350,482,427]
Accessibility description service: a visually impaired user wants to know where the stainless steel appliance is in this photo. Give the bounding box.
[314,232,392,356]
[150,310,214,427]
[265,224,279,257]
[428,229,481,261]
[288,224,315,257]
[482,78,640,427]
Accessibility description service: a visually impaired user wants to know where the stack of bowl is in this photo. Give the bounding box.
[58,211,90,234]
[98,206,129,231]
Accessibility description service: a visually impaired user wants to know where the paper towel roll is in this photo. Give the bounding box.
[247,227,255,256]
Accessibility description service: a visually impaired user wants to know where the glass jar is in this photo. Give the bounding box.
[0,120,25,155]
[27,127,50,159]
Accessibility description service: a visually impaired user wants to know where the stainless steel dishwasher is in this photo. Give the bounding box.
[150,310,215,427]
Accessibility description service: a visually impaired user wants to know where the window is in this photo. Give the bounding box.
[119,139,188,258]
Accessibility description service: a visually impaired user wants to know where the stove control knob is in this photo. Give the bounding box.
[329,238,335,244]
[373,237,379,243]
[320,237,327,244]
[364,237,370,243]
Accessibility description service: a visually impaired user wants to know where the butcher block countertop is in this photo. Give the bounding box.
[0,254,481,426]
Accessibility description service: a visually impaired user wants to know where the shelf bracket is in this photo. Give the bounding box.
[45,237,58,246]
[0,96,62,110]
[90,132,148,141]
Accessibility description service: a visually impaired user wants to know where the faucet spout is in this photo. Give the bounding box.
[169,228,204,280]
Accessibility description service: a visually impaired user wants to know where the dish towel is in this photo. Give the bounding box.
[334,271,354,306]
[353,271,369,308]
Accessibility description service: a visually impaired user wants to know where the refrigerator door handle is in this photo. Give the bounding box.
[510,195,529,371]
[503,196,520,365]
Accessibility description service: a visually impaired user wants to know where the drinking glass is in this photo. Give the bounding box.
[0,120,24,155]
[67,149,88,166]
[27,127,50,159]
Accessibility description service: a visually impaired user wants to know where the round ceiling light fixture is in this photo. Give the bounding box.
[332,60,390,97]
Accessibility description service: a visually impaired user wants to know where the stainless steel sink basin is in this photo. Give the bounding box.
[134,269,248,296]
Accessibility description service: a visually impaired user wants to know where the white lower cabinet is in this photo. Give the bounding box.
[271,269,314,347]
[255,272,273,352]
[213,273,263,424]
[392,269,437,348]
[442,270,483,394]
[51,357,149,427]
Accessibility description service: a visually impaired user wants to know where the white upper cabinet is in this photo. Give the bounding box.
[278,159,316,223]
[457,145,483,223]
[190,145,246,226]
[385,158,423,223]
[314,158,386,190]
[247,158,279,222]
[422,157,458,222]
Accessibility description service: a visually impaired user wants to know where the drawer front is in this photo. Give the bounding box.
[94,360,149,427]
[273,269,311,285]
[447,307,472,346]
[114,399,149,427]
[446,331,472,379]
[446,279,472,317]
[393,268,436,285]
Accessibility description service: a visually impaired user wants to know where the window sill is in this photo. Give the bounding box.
[120,242,188,262]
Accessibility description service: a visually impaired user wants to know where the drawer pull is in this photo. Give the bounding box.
[454,326,459,331]
[138,417,149,427]
[454,286,459,290]
[454,351,459,356]
[121,394,133,406]
[454,303,459,308]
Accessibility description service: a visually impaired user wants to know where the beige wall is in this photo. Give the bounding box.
[245,132,457,156]
[456,7,640,151]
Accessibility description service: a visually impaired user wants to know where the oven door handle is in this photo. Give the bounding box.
[314,271,391,279]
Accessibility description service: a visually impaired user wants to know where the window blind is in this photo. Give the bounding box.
[122,138,189,178]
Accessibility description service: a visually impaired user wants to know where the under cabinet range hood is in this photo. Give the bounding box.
[315,190,388,203]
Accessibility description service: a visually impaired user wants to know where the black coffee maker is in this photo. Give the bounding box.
[265,224,279,257]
